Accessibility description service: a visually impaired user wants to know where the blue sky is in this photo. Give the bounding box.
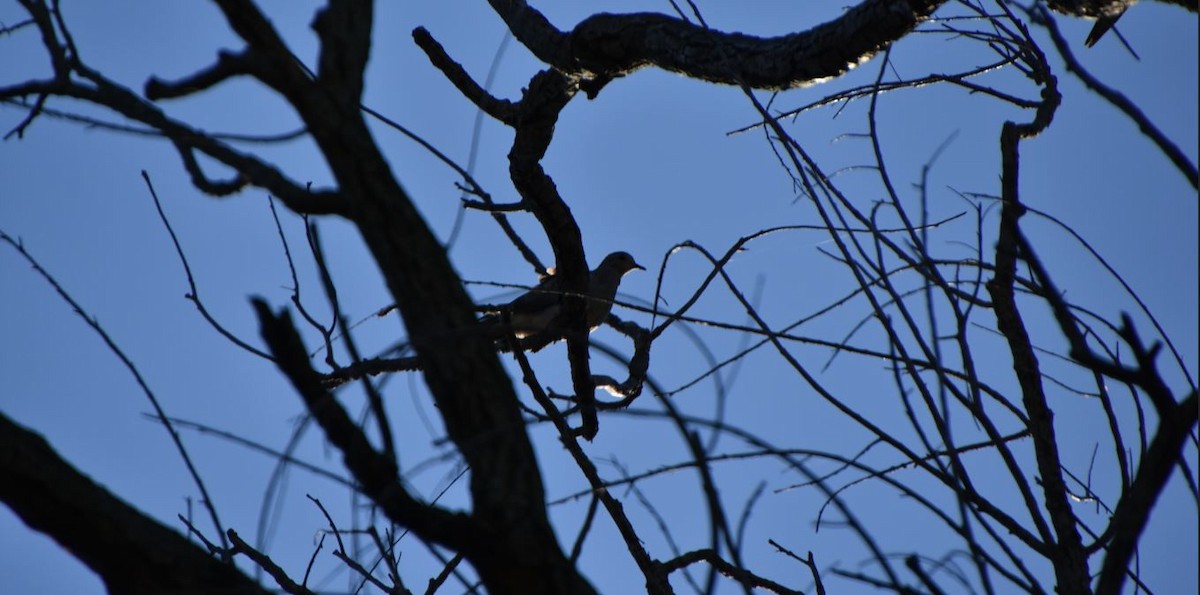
[1,2,1196,593]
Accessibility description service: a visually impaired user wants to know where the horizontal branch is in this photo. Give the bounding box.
[568,0,947,90]
[0,78,345,215]
[659,549,802,595]
[144,49,251,101]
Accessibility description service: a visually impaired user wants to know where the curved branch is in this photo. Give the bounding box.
[1,77,344,214]
[484,0,576,70]
[1037,6,1198,189]
[568,0,947,90]
[144,49,251,101]
[208,0,315,96]
[412,27,519,125]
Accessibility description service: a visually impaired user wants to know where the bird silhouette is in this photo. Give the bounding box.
[479,251,644,344]
[1085,5,1129,47]
[1046,0,1135,48]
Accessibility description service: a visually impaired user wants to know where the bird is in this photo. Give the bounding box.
[1047,0,1134,48]
[479,251,644,343]
[1084,4,1129,47]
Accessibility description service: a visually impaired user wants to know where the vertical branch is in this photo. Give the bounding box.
[984,56,1090,592]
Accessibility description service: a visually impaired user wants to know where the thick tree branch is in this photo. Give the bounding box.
[503,69,599,439]
[567,1,946,90]
[986,64,1091,593]
[208,0,316,97]
[144,49,251,100]
[0,412,270,595]
[484,0,576,70]
[193,4,597,590]
[1095,391,1199,595]
[311,0,373,107]
[6,2,1194,594]
[253,300,475,550]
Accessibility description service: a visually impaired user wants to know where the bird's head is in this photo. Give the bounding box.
[600,251,645,276]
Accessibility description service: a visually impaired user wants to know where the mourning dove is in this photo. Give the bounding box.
[480,251,644,341]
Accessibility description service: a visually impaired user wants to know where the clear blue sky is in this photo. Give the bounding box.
[2,2,1196,593]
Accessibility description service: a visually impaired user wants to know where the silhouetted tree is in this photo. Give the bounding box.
[2,1,1195,594]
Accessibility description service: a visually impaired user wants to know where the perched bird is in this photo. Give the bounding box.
[479,251,644,343]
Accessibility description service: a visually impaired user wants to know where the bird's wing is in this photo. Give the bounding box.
[506,274,563,315]
[477,275,565,338]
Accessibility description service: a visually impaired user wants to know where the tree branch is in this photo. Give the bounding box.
[568,0,947,90]
[252,300,475,550]
[0,412,269,595]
